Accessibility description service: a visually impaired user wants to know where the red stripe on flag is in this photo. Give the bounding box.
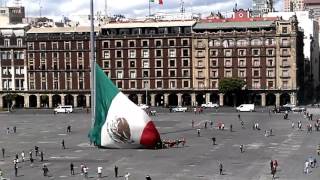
[140,121,161,148]
[159,0,163,5]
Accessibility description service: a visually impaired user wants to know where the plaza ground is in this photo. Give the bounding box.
[0,108,319,180]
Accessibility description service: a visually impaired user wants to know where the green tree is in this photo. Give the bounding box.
[219,78,246,106]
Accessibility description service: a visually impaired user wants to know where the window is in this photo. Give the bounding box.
[129,71,136,78]
[210,50,218,56]
[183,49,189,56]
[169,81,176,88]
[237,39,248,46]
[198,81,204,88]
[40,42,46,50]
[78,52,83,58]
[155,49,162,57]
[253,80,260,89]
[224,59,232,67]
[239,59,246,67]
[103,41,109,48]
[182,70,189,77]
[251,39,261,46]
[253,69,260,77]
[268,81,274,89]
[252,49,260,56]
[155,40,162,47]
[169,49,176,57]
[52,42,58,50]
[169,59,176,67]
[239,70,246,77]
[103,60,110,68]
[103,50,110,58]
[282,81,288,88]
[222,39,234,47]
[238,49,246,56]
[142,50,149,58]
[4,39,9,47]
[156,70,162,77]
[281,38,289,46]
[116,50,122,58]
[182,39,188,46]
[282,27,288,33]
[17,39,22,47]
[267,59,274,66]
[77,42,83,49]
[196,50,204,57]
[282,59,289,66]
[265,39,275,46]
[211,59,218,67]
[169,70,176,77]
[142,40,148,47]
[183,80,189,88]
[129,50,136,58]
[116,41,122,47]
[156,60,162,67]
[130,81,136,89]
[28,42,34,50]
[129,41,135,47]
[117,81,123,89]
[129,60,136,68]
[64,42,70,50]
[156,80,163,88]
[282,70,289,77]
[213,39,220,46]
[212,81,218,89]
[143,70,149,77]
[267,49,274,56]
[53,52,58,58]
[116,61,123,68]
[211,70,218,78]
[198,71,204,78]
[253,59,260,66]
[267,70,274,77]
[224,49,232,56]
[225,70,232,77]
[142,60,149,68]
[66,62,71,70]
[282,49,289,56]
[40,52,46,59]
[197,60,203,67]
[183,59,189,67]
[116,71,123,78]
[169,40,175,46]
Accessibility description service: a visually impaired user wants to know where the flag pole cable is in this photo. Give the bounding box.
[90,0,96,129]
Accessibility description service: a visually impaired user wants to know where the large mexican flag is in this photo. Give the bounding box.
[89,64,161,148]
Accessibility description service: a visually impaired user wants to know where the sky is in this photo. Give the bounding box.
[3,0,283,21]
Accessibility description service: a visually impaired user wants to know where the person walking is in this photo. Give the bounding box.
[124,172,130,180]
[97,166,102,178]
[21,151,25,162]
[114,165,118,178]
[42,164,49,176]
[197,128,201,137]
[67,125,71,134]
[270,160,273,174]
[70,163,75,175]
[13,126,16,133]
[230,124,233,132]
[191,120,194,128]
[219,163,223,175]
[83,166,88,178]
[146,175,152,180]
[212,137,216,145]
[240,144,244,153]
[14,159,18,177]
[35,146,39,156]
[204,121,207,129]
[62,139,66,149]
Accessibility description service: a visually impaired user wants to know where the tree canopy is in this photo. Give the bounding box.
[219,78,246,94]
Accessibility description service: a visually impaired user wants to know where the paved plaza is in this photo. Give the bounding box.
[0,108,320,180]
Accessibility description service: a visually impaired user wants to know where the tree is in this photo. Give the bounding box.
[219,78,246,106]
[219,78,246,94]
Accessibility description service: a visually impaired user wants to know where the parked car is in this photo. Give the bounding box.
[201,102,219,108]
[236,104,255,112]
[54,105,73,114]
[172,106,188,112]
[283,103,296,108]
[291,106,306,112]
[138,104,149,110]
[273,106,292,113]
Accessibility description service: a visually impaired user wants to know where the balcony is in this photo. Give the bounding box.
[280,63,290,68]
[195,44,206,49]
[280,43,291,47]
[280,53,290,57]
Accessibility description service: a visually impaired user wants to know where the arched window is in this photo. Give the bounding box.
[265,38,275,46]
[251,39,261,46]
[237,39,248,47]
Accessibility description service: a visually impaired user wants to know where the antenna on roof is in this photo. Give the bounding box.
[180,0,185,14]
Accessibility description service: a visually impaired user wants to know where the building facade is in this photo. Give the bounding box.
[252,0,274,17]
[284,0,305,12]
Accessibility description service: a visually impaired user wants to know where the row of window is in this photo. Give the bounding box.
[103,58,191,69]
[109,69,191,79]
[102,39,190,48]
[2,79,24,90]
[204,38,290,48]
[207,69,290,78]
[1,67,25,75]
[208,58,289,67]
[208,48,279,57]
[1,51,25,60]
[28,41,84,50]
[0,38,23,47]
[114,80,191,90]
[29,77,85,90]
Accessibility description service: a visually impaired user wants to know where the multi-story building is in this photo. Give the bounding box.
[305,0,320,28]
[192,9,304,106]
[25,27,95,108]
[0,6,25,25]
[0,24,29,109]
[252,0,274,17]
[97,21,196,107]
[284,0,305,12]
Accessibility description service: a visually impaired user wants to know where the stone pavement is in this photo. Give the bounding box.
[0,109,319,179]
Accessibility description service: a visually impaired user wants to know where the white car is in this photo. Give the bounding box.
[291,107,306,112]
[172,106,187,112]
[201,102,219,108]
[283,104,296,108]
[138,104,149,110]
[54,105,73,113]
[236,104,255,112]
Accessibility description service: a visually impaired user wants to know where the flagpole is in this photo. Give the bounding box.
[148,0,151,17]
[90,0,96,129]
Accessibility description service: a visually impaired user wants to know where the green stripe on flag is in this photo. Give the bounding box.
[89,63,119,146]
[150,0,154,2]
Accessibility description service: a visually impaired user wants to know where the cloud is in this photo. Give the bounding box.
[4,0,283,21]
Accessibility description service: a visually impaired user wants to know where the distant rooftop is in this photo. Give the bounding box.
[27,26,99,34]
[102,20,196,29]
[193,21,275,30]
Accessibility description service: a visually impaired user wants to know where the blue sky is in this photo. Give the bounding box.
[4,0,283,21]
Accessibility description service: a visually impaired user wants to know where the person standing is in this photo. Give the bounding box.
[67,125,71,134]
[40,151,44,162]
[83,166,88,178]
[35,146,39,156]
[212,137,216,145]
[124,172,130,180]
[230,124,233,132]
[70,163,75,175]
[191,120,194,128]
[114,165,118,178]
[1,148,4,159]
[15,153,19,160]
[219,163,223,175]
[204,121,207,129]
[240,144,244,153]
[197,129,201,137]
[270,160,273,174]
[13,126,16,133]
[42,164,49,176]
[146,175,152,180]
[97,166,103,178]
[62,139,66,149]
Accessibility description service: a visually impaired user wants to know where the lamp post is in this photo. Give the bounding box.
[145,80,148,105]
